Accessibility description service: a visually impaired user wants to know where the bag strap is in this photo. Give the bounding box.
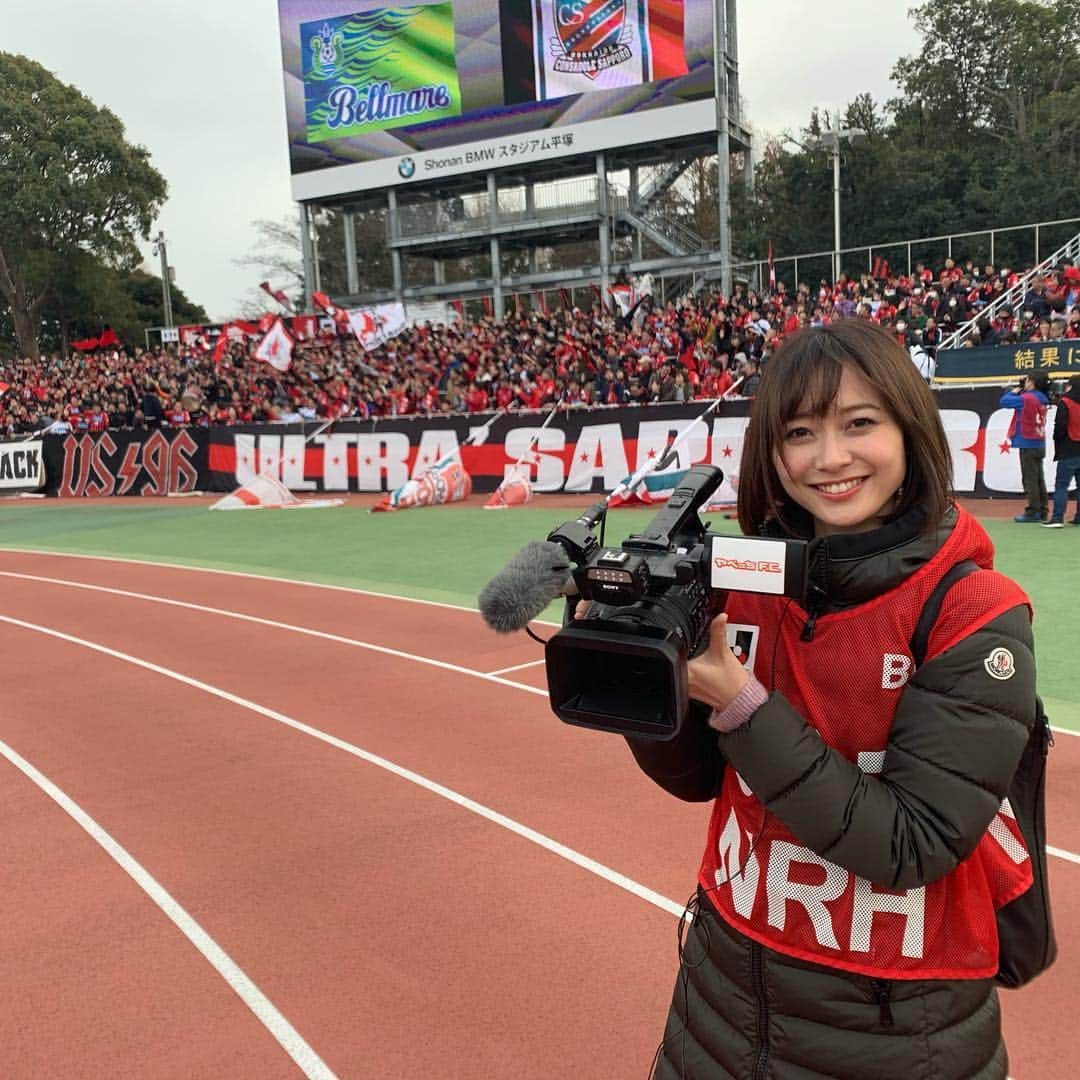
[910,560,981,667]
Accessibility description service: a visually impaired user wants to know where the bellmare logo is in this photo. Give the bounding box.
[309,22,344,79]
[301,5,461,141]
[398,157,416,179]
[325,81,453,130]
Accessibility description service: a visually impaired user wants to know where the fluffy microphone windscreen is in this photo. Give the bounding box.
[478,540,573,633]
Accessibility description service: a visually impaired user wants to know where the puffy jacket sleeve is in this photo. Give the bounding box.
[715,604,1036,889]
[623,701,726,802]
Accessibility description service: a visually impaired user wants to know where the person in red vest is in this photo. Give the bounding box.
[1042,376,1080,526]
[618,320,1038,1078]
[999,374,1050,522]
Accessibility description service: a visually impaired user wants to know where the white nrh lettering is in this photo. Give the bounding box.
[857,750,886,775]
[850,879,926,958]
[882,653,913,689]
[715,808,760,917]
[766,841,847,948]
[988,798,1029,864]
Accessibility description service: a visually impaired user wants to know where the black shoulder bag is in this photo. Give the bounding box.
[911,560,1057,988]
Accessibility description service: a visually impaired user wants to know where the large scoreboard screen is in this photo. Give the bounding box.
[277,0,717,198]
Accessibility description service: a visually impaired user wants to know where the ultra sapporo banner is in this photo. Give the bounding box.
[33,390,1078,498]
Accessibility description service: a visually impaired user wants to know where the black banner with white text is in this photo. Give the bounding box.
[30,388,1071,499]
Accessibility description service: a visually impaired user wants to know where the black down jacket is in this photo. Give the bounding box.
[627,507,1036,1080]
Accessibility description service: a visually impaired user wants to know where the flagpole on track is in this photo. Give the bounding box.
[604,379,744,506]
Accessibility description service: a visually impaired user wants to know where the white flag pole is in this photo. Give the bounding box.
[505,396,563,478]
[605,386,743,505]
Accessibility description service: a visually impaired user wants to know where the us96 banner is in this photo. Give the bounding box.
[278,0,717,198]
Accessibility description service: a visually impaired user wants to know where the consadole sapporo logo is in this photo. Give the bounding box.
[552,0,633,78]
[301,3,462,142]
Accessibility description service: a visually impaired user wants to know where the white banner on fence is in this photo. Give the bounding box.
[0,439,45,490]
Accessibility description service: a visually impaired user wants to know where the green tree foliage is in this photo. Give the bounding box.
[730,0,1080,277]
[31,260,206,355]
[0,53,168,359]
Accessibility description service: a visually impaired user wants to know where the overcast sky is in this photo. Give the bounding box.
[5,1,922,321]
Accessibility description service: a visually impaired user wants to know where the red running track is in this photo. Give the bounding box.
[0,550,1074,1079]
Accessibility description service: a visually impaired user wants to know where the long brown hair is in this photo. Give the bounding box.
[736,320,953,537]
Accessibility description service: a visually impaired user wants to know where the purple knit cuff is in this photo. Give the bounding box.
[708,676,769,733]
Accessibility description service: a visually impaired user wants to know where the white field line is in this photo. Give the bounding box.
[1,546,1074,741]
[0,546,563,623]
[0,736,337,1080]
[486,659,546,676]
[0,571,547,700]
[1048,845,1080,867]
[2,569,1079,871]
[0,613,687,922]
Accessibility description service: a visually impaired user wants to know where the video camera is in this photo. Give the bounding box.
[544,465,808,740]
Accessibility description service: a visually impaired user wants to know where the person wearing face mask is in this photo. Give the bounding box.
[624,320,1039,1080]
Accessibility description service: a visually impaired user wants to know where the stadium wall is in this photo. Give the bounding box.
[15,389,1070,499]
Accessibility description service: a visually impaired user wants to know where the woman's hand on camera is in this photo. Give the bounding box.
[687,613,749,712]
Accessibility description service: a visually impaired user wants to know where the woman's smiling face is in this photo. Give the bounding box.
[773,364,906,537]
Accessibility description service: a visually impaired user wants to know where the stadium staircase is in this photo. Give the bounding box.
[615,154,708,258]
[938,228,1080,350]
[618,206,707,257]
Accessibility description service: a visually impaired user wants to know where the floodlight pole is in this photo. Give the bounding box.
[153,230,174,329]
[713,0,732,299]
[810,128,865,282]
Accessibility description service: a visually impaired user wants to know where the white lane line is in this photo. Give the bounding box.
[0,546,561,626]
[4,547,1076,743]
[4,570,1080,870]
[0,571,548,699]
[0,736,337,1080]
[0,613,687,921]
[486,659,546,676]
[1048,845,1080,867]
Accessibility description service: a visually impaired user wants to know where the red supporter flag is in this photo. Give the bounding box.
[312,291,337,316]
[254,318,294,372]
[259,280,296,313]
[212,325,233,363]
[98,326,119,347]
[768,241,776,288]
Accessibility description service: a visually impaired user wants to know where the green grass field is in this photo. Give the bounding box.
[0,501,1075,731]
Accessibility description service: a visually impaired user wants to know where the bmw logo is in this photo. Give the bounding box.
[398,157,416,179]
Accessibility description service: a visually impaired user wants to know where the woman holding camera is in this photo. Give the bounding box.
[628,320,1040,1079]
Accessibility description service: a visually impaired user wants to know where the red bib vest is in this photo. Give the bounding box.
[1061,397,1080,442]
[1020,393,1047,439]
[699,510,1033,980]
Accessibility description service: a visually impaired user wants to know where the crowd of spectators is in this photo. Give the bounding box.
[2,257,1079,438]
